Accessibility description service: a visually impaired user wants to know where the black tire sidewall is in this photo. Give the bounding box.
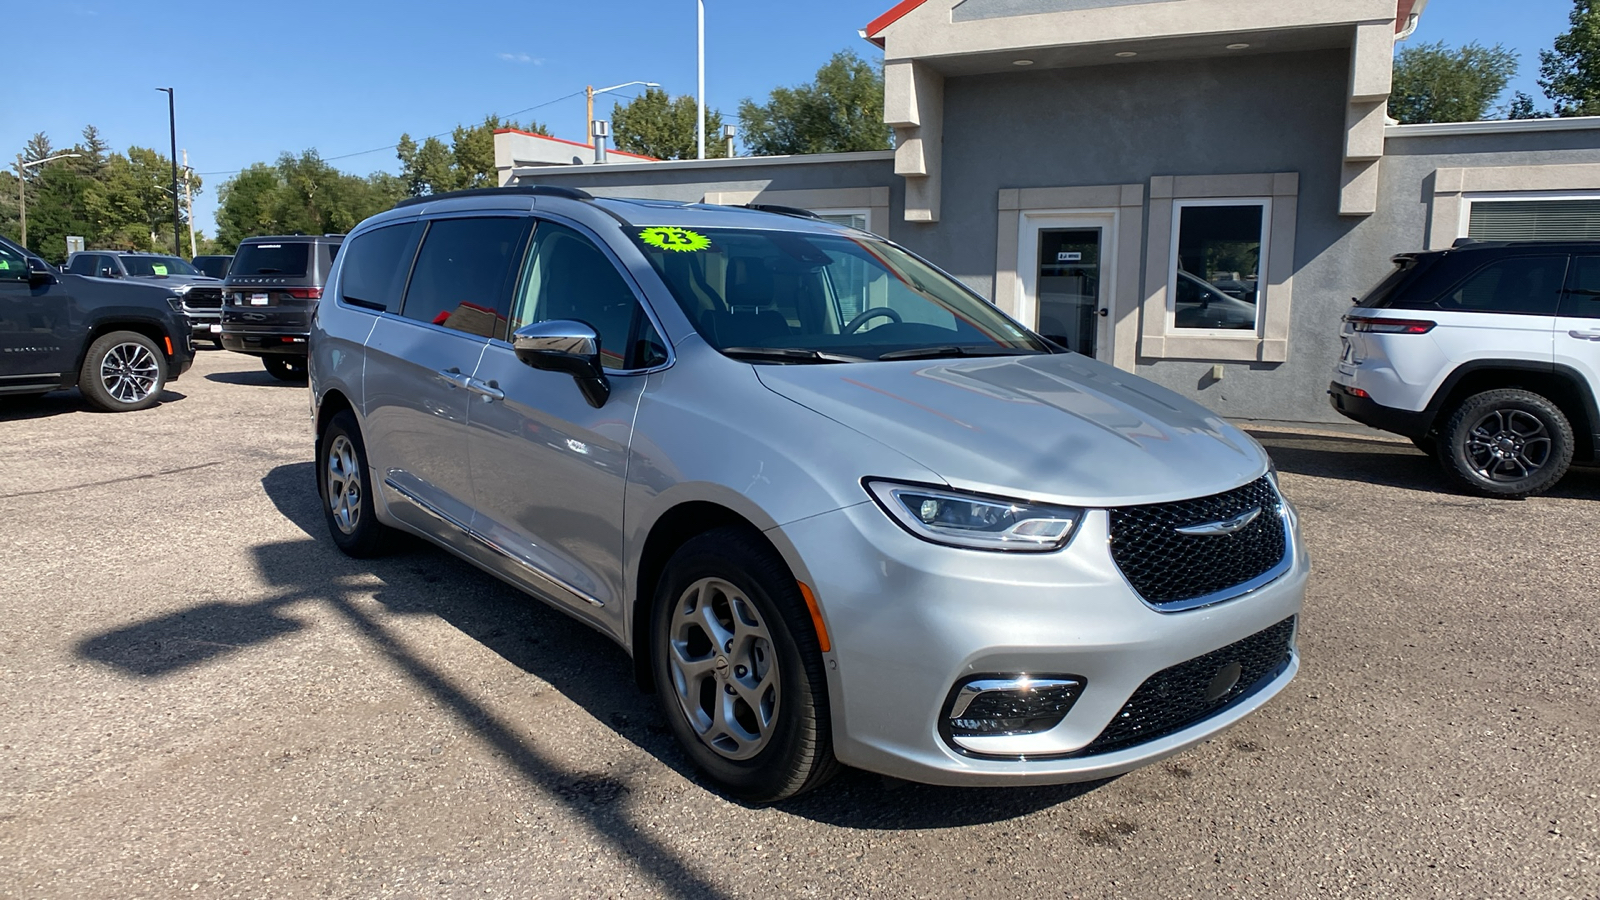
[650,529,832,802]
[79,331,166,412]
[1442,389,1574,498]
[264,356,307,382]
[318,410,388,557]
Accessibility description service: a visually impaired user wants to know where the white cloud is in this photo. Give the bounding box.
[497,53,542,65]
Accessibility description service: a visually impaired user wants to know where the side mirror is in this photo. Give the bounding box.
[28,269,58,288]
[511,320,611,408]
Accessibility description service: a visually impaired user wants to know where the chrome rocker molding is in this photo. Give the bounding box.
[382,475,605,608]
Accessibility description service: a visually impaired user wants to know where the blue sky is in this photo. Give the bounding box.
[5,0,1578,238]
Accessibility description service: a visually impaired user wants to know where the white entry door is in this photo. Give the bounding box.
[1019,212,1116,360]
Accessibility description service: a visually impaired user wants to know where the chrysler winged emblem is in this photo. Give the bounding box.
[1175,507,1262,536]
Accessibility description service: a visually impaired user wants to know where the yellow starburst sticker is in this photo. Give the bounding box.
[639,227,711,253]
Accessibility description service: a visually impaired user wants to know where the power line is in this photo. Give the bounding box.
[194,87,595,177]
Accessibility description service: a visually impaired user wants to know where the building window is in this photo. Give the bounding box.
[1465,193,1600,241]
[1169,199,1270,333]
[813,208,870,231]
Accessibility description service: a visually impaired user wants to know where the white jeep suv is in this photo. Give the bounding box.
[1330,239,1600,498]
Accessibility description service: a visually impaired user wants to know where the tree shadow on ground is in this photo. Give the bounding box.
[1248,429,1600,501]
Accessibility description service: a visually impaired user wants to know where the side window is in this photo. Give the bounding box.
[1560,256,1600,319]
[339,223,420,312]
[399,217,529,339]
[512,222,650,369]
[67,255,95,276]
[0,244,27,283]
[1438,255,1567,316]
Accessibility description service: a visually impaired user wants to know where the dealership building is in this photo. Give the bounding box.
[494,0,1600,425]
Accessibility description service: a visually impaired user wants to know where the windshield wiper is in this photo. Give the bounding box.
[876,345,1040,362]
[722,347,866,364]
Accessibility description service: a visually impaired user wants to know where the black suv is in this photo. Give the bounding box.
[220,235,342,380]
[0,235,194,411]
[65,251,226,348]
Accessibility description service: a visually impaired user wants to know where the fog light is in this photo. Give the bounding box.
[945,676,1084,737]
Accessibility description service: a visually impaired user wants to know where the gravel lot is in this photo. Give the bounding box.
[1,349,1596,899]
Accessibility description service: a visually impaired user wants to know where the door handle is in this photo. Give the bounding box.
[1567,330,1600,341]
[465,377,504,401]
[436,367,472,389]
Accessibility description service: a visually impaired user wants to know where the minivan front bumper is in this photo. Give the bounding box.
[773,489,1307,786]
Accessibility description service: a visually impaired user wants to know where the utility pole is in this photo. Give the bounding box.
[697,0,706,160]
[586,85,594,144]
[14,155,24,250]
[181,148,195,257]
[157,87,180,257]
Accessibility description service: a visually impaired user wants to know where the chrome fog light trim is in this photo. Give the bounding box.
[942,675,1084,738]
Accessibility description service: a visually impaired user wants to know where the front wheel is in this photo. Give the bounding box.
[1439,388,1574,499]
[651,527,838,803]
[79,331,166,412]
[263,356,307,382]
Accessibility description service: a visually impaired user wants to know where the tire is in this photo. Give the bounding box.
[263,356,307,382]
[650,527,839,803]
[1439,388,1574,499]
[317,409,394,558]
[79,331,166,412]
[212,337,225,351]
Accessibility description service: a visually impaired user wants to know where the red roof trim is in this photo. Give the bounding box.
[493,128,657,162]
[865,0,929,45]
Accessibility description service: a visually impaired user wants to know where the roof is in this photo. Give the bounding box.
[494,128,658,163]
[592,198,856,234]
[863,0,1426,47]
[236,234,345,243]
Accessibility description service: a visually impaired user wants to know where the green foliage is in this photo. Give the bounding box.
[397,115,547,196]
[1539,0,1600,116]
[2,127,202,263]
[738,49,892,156]
[214,151,406,251]
[611,88,727,160]
[1390,41,1520,124]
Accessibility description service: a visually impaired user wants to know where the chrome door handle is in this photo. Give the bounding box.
[465,377,504,401]
[436,367,472,388]
[1567,330,1600,340]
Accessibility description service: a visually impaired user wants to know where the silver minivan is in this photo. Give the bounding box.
[309,186,1307,802]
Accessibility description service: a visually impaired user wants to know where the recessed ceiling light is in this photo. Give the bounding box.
[1227,42,1251,50]
[1115,51,1138,58]
[1013,59,1034,66]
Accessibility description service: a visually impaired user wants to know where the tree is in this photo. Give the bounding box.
[1390,41,1520,124]
[397,114,547,196]
[611,88,726,160]
[1508,91,1551,119]
[214,151,405,251]
[1539,0,1600,116]
[738,49,892,156]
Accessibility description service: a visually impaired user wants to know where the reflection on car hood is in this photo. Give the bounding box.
[755,353,1267,507]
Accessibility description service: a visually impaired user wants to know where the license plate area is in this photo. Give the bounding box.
[250,293,270,306]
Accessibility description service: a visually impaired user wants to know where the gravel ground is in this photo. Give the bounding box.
[1,349,1595,900]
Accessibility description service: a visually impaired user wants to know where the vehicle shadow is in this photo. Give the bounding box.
[1248,428,1600,500]
[0,389,187,421]
[204,369,299,387]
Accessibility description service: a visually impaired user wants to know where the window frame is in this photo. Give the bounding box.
[1165,196,1272,337]
[492,213,675,376]
[1459,190,1600,242]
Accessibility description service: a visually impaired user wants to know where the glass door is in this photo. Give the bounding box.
[1035,228,1104,356]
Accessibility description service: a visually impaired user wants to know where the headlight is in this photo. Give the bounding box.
[166,296,185,312]
[865,480,1082,552]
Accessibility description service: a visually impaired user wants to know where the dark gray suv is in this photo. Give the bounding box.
[221,235,342,380]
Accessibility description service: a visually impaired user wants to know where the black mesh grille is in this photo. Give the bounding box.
[1079,616,1296,756]
[184,288,223,310]
[1108,476,1287,607]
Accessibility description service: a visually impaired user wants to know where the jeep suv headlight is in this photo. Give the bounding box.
[166,296,184,312]
[865,480,1082,552]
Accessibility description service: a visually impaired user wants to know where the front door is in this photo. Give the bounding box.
[0,242,75,389]
[1020,213,1115,360]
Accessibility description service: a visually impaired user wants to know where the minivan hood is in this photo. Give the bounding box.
[755,353,1268,507]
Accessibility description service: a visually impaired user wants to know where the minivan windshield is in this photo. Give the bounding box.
[230,242,311,278]
[632,226,1049,361]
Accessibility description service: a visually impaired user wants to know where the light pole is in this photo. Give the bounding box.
[156,87,180,257]
[15,152,83,251]
[586,81,660,142]
[697,0,706,160]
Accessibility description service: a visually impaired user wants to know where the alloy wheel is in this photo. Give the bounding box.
[99,341,160,405]
[666,577,781,761]
[326,434,363,535]
[1465,408,1552,482]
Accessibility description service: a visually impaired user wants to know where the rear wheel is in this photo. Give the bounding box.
[263,356,307,382]
[79,331,165,412]
[317,409,393,557]
[651,527,838,803]
[1410,435,1437,457]
[1439,388,1573,499]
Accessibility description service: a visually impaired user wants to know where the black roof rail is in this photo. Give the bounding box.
[1451,237,1480,248]
[743,203,822,220]
[394,184,594,209]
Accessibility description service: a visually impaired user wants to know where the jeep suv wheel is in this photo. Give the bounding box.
[263,356,307,382]
[79,331,166,412]
[1439,388,1573,499]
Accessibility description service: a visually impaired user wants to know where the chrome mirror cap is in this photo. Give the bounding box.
[510,320,610,408]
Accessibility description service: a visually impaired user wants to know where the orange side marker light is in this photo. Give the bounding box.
[797,581,831,653]
[164,336,173,355]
